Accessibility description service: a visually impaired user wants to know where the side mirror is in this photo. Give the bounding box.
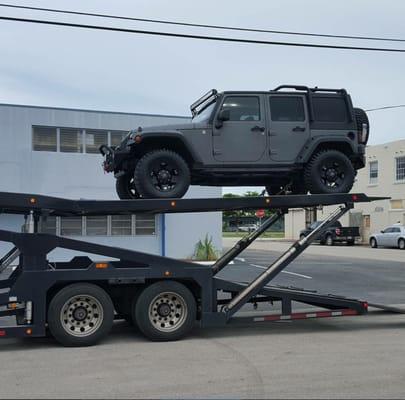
[381,230,384,233]
[215,109,230,128]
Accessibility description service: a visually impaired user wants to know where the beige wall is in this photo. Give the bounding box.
[284,140,405,240]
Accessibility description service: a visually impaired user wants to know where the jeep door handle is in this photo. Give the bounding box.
[251,126,265,132]
[292,126,306,132]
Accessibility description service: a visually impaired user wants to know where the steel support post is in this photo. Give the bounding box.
[223,203,353,318]
[212,210,285,275]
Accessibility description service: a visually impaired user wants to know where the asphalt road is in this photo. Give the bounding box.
[0,246,405,399]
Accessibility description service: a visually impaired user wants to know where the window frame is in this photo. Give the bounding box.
[219,95,262,122]
[268,95,306,122]
[369,160,378,185]
[395,156,405,182]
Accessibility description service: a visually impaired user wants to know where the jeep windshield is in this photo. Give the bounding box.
[192,101,216,123]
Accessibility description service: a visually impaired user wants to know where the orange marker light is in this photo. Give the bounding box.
[164,271,171,277]
[25,328,32,335]
[95,262,108,269]
[265,198,271,204]
[170,201,176,207]
[29,197,36,204]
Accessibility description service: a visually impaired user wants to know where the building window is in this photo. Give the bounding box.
[60,128,83,153]
[369,161,378,184]
[396,156,405,181]
[390,199,404,210]
[269,96,305,121]
[111,215,132,236]
[60,217,83,236]
[85,130,108,154]
[111,131,128,147]
[40,215,156,236]
[33,126,57,151]
[39,216,57,234]
[135,215,156,235]
[86,216,108,236]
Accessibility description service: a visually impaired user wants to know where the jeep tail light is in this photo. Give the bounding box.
[335,228,341,236]
[359,123,368,144]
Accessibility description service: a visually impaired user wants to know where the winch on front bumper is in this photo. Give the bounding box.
[99,145,131,174]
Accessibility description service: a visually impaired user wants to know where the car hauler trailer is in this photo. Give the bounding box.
[0,192,396,346]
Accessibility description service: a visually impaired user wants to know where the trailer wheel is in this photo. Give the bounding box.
[48,283,114,347]
[133,281,196,341]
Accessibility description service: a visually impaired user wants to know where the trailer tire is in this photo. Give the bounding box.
[48,283,114,347]
[133,281,196,341]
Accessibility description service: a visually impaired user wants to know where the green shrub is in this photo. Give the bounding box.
[193,234,219,261]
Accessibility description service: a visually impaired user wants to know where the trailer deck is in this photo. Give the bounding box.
[0,191,395,346]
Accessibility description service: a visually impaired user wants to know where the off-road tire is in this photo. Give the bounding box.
[353,108,369,143]
[133,281,196,341]
[116,174,140,199]
[304,149,355,194]
[134,149,190,199]
[48,283,114,347]
[370,237,378,248]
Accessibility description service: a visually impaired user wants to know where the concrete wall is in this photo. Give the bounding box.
[0,103,222,259]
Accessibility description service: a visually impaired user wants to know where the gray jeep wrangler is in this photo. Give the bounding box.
[100,85,369,199]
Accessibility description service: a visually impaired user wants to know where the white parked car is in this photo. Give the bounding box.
[238,224,258,232]
[369,225,405,250]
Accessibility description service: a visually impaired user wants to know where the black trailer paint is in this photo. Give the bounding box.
[0,192,396,345]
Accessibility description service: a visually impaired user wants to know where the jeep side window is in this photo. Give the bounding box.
[269,96,305,121]
[312,97,348,122]
[221,96,260,121]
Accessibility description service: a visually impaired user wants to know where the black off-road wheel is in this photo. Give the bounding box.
[116,174,140,199]
[134,150,190,199]
[48,283,114,347]
[133,281,196,341]
[304,149,355,194]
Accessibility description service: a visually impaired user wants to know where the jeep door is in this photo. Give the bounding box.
[267,94,310,162]
[213,94,266,162]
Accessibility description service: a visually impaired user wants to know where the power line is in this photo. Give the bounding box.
[1,16,405,53]
[366,105,405,112]
[0,2,404,43]
[0,2,404,44]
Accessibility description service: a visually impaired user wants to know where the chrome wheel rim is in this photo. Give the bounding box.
[60,295,104,337]
[148,291,187,332]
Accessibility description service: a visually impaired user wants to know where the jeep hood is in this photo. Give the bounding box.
[140,122,194,132]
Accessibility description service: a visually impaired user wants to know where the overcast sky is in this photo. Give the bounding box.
[1,0,405,194]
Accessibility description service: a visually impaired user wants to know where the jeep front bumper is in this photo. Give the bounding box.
[99,145,130,174]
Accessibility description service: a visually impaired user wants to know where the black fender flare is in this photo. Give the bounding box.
[298,136,357,164]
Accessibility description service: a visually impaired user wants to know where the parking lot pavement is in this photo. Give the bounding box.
[1,247,405,399]
[222,237,405,262]
[1,312,405,399]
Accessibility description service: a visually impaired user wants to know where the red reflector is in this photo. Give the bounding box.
[0,330,6,337]
[352,194,358,201]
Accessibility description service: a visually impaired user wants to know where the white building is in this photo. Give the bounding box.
[0,103,222,260]
[285,139,405,241]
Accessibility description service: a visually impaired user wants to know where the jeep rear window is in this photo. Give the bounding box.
[269,96,305,121]
[222,96,260,121]
[312,96,348,122]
